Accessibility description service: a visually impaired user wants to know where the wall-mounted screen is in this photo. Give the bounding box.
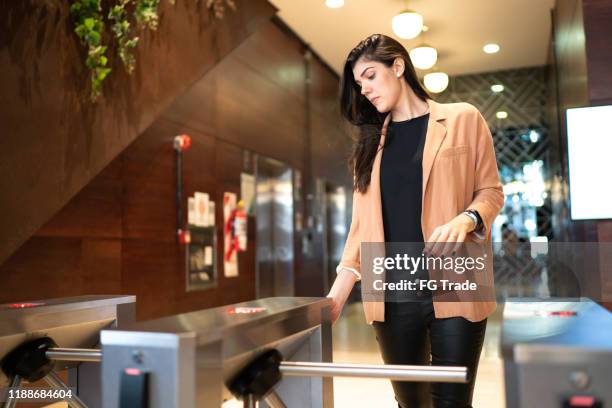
[566,105,612,220]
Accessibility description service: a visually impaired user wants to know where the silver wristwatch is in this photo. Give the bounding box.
[462,211,479,230]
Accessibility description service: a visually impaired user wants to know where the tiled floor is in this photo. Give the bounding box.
[332,301,506,408]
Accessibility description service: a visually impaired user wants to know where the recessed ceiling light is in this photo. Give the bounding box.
[491,84,504,93]
[496,111,508,119]
[325,0,344,8]
[483,43,500,54]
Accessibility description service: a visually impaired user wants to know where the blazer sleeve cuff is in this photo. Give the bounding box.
[471,227,486,241]
[336,265,362,281]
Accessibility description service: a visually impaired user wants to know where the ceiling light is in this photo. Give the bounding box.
[325,0,344,8]
[409,45,438,70]
[392,10,423,39]
[483,43,500,54]
[491,84,504,93]
[496,111,508,119]
[424,72,449,94]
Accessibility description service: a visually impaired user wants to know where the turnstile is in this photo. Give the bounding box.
[0,295,136,408]
[1,296,468,408]
[101,297,334,407]
[99,297,467,408]
[501,298,612,408]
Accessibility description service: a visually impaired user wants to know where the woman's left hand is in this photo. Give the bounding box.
[424,214,475,257]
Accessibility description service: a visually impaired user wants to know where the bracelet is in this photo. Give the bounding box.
[462,210,481,231]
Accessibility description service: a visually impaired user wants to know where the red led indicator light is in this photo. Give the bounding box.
[569,395,595,407]
[6,302,45,309]
[227,307,266,314]
[550,311,578,317]
[534,310,578,317]
[124,368,142,376]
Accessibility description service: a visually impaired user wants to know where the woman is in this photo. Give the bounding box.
[327,34,504,408]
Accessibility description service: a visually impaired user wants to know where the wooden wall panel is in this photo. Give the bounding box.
[162,78,219,137]
[309,58,341,118]
[122,124,178,242]
[0,237,122,304]
[121,240,181,320]
[234,23,307,102]
[0,19,348,319]
[311,113,352,185]
[0,0,275,265]
[215,55,307,168]
[309,57,352,186]
[37,157,124,239]
[583,0,612,103]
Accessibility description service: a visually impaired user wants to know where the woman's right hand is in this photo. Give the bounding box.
[326,269,358,325]
[327,294,346,325]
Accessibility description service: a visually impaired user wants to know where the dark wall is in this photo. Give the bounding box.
[550,0,612,308]
[551,0,612,242]
[0,0,276,266]
[0,19,352,320]
[583,0,612,104]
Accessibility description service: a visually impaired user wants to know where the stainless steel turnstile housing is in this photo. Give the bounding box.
[0,295,136,408]
[101,297,334,408]
[501,298,612,408]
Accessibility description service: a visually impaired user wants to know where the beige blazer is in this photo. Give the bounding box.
[339,98,505,324]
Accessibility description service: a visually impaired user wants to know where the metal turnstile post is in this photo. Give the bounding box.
[43,371,88,408]
[2,375,21,408]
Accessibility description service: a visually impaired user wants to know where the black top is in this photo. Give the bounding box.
[380,113,429,243]
[380,113,430,301]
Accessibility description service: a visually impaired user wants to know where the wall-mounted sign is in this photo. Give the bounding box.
[240,173,255,215]
[185,191,217,291]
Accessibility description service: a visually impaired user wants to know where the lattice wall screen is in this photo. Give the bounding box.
[434,66,562,297]
[435,66,553,239]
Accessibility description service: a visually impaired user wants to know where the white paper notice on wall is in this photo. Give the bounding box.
[194,192,209,227]
[566,105,612,220]
[187,197,196,226]
[204,246,213,266]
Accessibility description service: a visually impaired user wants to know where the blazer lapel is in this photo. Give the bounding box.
[422,99,447,202]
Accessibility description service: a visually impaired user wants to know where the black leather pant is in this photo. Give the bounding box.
[372,296,487,408]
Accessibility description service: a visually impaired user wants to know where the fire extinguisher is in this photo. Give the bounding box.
[225,200,248,261]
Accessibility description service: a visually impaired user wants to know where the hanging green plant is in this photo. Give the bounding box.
[70,0,238,101]
[108,0,139,73]
[70,0,111,101]
[135,0,161,30]
[206,0,236,19]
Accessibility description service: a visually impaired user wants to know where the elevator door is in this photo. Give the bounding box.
[324,181,348,294]
[255,156,295,298]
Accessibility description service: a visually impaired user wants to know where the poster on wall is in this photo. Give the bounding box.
[223,192,238,277]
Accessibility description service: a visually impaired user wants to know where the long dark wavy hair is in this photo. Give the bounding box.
[340,34,431,193]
